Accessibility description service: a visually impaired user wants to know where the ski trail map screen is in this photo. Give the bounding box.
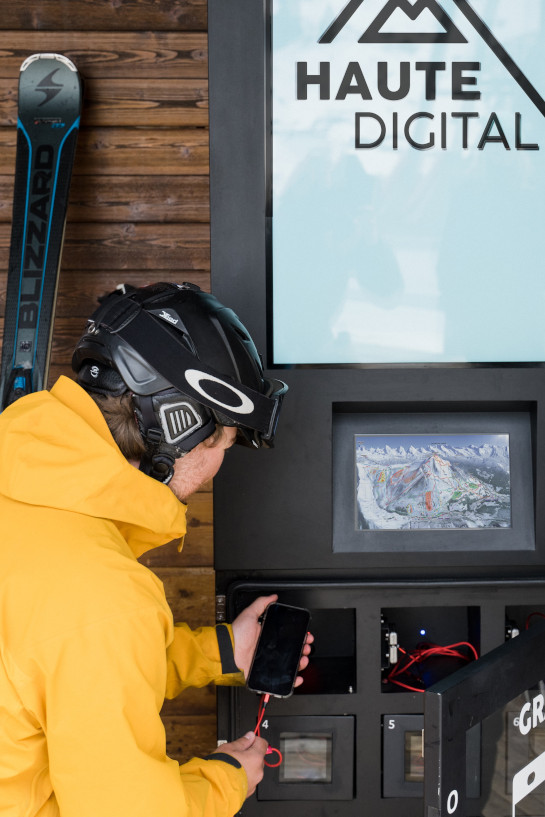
[355,433,511,530]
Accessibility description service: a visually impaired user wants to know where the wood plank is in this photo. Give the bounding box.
[161,684,216,718]
[154,567,216,628]
[0,33,207,79]
[0,78,208,128]
[0,181,12,221]
[140,535,213,569]
[80,79,208,128]
[45,364,88,388]
[68,176,210,223]
[0,223,210,271]
[162,714,217,765]
[0,127,210,179]
[60,223,210,270]
[0,175,209,223]
[141,490,214,569]
[0,222,210,266]
[0,1,207,32]
[75,128,210,176]
[161,684,216,717]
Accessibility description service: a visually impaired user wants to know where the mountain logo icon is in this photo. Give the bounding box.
[320,0,466,43]
[359,0,466,44]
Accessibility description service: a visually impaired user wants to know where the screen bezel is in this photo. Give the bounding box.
[333,409,535,554]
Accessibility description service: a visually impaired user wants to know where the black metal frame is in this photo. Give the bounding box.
[216,580,545,817]
[424,618,545,817]
[208,0,545,582]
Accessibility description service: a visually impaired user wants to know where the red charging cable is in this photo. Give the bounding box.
[385,641,479,693]
[525,611,545,629]
[254,694,283,768]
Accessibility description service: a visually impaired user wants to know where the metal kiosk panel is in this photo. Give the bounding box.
[424,618,545,817]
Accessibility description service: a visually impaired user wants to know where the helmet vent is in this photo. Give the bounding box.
[159,401,203,445]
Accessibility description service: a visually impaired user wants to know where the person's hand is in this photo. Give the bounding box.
[211,732,268,797]
[231,595,314,686]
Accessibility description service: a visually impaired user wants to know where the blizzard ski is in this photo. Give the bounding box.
[0,53,82,410]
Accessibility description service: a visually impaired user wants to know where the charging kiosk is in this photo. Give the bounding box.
[207,1,545,814]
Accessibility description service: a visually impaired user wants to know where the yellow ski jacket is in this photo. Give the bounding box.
[0,376,246,817]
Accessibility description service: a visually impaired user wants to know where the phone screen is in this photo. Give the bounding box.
[247,602,311,698]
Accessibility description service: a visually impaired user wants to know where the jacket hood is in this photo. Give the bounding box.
[0,376,187,558]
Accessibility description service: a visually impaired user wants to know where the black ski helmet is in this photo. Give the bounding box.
[72,282,287,483]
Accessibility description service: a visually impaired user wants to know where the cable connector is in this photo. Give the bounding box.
[381,615,398,668]
[254,693,282,768]
[388,629,399,665]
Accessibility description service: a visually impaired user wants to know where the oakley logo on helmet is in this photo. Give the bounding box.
[159,401,202,445]
[185,369,255,415]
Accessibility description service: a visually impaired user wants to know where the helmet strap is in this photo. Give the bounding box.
[139,427,177,484]
[133,394,176,484]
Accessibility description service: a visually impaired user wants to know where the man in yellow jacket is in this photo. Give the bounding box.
[0,282,310,817]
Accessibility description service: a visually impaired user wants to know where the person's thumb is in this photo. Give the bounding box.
[250,594,278,618]
[227,731,257,751]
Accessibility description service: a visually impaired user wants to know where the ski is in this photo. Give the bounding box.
[0,53,83,410]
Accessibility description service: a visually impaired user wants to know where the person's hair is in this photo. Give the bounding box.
[87,391,226,460]
[88,392,146,460]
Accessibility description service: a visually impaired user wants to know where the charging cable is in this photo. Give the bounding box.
[254,693,283,768]
[525,611,545,629]
[385,640,479,693]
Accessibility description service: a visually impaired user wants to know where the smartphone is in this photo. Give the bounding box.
[247,602,311,698]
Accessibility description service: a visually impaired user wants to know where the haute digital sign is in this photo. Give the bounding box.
[271,0,545,365]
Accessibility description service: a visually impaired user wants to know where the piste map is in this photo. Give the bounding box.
[355,435,511,530]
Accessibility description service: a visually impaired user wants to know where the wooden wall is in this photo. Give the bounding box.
[0,0,217,764]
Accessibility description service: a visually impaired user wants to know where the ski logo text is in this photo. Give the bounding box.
[19,144,55,329]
